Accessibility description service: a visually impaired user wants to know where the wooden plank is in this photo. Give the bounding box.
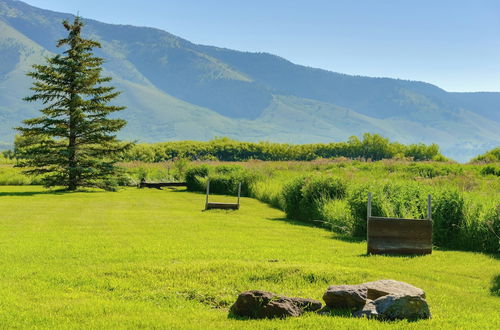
[139,182,186,189]
[367,217,432,255]
[206,202,240,210]
[368,218,432,239]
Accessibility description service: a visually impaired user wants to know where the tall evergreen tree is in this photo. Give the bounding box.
[16,17,129,190]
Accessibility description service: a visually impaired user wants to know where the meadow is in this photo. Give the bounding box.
[0,185,498,328]
[1,157,499,253]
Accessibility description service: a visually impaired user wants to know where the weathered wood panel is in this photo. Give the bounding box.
[206,202,240,210]
[367,217,432,255]
[139,182,187,189]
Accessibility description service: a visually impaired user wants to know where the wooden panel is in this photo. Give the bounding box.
[206,202,240,210]
[139,182,187,189]
[367,217,432,255]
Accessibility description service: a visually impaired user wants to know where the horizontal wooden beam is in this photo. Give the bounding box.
[206,202,240,210]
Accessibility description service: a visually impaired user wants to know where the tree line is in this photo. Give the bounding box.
[120,134,447,163]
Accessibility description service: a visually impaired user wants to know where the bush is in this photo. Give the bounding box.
[185,165,209,191]
[282,175,346,222]
[460,201,500,253]
[432,188,465,248]
[480,165,500,176]
[320,199,354,234]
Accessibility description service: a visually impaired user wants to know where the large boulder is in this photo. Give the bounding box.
[323,280,430,322]
[362,279,426,300]
[322,285,367,310]
[230,290,322,319]
[354,294,431,321]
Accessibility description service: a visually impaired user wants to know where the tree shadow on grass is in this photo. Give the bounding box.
[490,275,500,296]
[0,189,101,197]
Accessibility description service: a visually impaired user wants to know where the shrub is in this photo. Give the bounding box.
[432,188,465,248]
[320,199,354,234]
[282,176,309,220]
[282,175,346,222]
[185,165,209,191]
[480,165,500,176]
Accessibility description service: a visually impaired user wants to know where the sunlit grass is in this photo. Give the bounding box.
[0,186,498,328]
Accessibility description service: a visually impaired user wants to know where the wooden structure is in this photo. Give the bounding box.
[139,179,186,189]
[205,180,241,210]
[367,193,433,255]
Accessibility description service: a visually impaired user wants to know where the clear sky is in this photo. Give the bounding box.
[23,0,500,92]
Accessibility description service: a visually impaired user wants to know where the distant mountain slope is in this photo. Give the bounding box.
[0,0,499,161]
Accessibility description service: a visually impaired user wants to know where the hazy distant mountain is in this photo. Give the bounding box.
[0,0,499,161]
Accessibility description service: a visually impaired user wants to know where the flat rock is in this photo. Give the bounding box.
[323,284,367,310]
[362,279,426,300]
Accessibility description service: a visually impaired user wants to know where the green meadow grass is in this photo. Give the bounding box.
[0,186,498,329]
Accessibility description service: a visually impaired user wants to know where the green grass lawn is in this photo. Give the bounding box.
[0,186,498,329]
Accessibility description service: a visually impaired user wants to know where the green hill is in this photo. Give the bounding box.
[0,0,499,161]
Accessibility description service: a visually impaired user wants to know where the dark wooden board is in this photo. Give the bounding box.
[139,182,187,189]
[206,202,240,210]
[367,217,432,255]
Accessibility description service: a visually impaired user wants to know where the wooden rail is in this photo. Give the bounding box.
[139,180,187,189]
[367,193,433,255]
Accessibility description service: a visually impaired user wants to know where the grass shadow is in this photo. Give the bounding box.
[0,188,105,197]
[0,190,67,197]
[490,275,500,296]
[267,217,319,229]
[357,253,425,258]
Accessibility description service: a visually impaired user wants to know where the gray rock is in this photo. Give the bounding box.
[230,290,322,319]
[261,299,302,318]
[230,290,274,318]
[367,294,431,321]
[323,284,367,310]
[289,297,323,312]
[352,299,378,319]
[362,279,426,300]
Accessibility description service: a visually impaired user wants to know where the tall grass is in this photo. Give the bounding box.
[2,159,498,253]
[182,162,499,253]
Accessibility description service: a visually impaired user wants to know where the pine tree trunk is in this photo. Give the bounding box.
[68,95,77,191]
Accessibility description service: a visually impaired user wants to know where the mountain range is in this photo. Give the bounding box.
[0,0,499,162]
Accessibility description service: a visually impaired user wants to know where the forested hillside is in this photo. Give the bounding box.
[0,0,499,161]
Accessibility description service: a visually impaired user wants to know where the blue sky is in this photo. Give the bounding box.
[24,0,500,92]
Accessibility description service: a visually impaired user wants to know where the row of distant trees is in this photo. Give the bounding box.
[121,135,446,162]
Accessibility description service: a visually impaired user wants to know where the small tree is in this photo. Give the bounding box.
[16,17,130,190]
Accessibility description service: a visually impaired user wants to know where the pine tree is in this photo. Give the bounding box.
[16,17,130,190]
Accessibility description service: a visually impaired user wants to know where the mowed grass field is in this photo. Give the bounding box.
[0,186,498,329]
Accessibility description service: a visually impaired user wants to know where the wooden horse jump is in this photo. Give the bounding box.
[139,179,187,189]
[205,180,241,210]
[367,192,433,255]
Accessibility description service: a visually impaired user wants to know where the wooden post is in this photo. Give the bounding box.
[367,192,372,219]
[205,180,210,210]
[237,182,241,206]
[427,194,432,221]
[367,192,372,253]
